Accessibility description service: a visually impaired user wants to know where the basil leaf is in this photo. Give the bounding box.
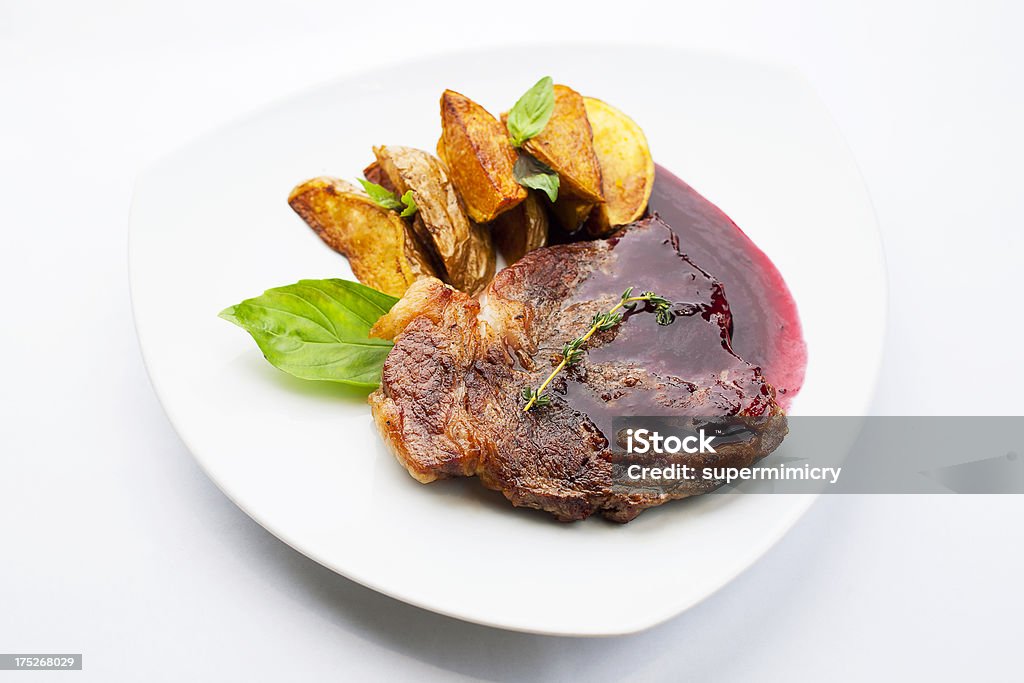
[357,178,403,211]
[513,153,560,202]
[219,278,398,387]
[399,190,418,217]
[507,76,555,147]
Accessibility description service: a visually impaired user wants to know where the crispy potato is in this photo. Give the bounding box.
[288,177,436,297]
[510,84,604,203]
[491,192,549,263]
[373,145,495,295]
[582,97,655,236]
[362,160,396,193]
[438,90,526,223]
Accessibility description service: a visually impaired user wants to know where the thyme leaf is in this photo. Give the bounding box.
[521,288,676,411]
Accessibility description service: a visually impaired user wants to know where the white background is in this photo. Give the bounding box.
[1,1,1022,680]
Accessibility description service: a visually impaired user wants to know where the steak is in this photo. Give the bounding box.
[368,216,787,522]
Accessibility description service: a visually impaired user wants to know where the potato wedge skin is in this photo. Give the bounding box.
[582,97,655,236]
[374,145,496,295]
[520,84,604,203]
[491,192,549,264]
[288,177,435,297]
[439,90,526,224]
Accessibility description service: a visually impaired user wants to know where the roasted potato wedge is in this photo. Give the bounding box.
[373,145,495,295]
[490,192,549,264]
[508,84,604,203]
[438,90,526,223]
[582,97,655,236]
[288,176,436,297]
[549,194,595,234]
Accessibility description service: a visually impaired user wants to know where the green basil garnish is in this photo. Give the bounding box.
[398,190,418,218]
[513,153,560,202]
[507,76,555,147]
[358,179,418,217]
[220,279,398,387]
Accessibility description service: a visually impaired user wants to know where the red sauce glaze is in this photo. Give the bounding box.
[647,165,807,408]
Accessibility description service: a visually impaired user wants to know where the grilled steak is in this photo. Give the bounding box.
[368,216,786,522]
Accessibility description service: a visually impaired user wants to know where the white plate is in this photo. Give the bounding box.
[129,46,885,636]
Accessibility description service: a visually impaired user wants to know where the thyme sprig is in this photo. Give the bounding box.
[521,287,675,412]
